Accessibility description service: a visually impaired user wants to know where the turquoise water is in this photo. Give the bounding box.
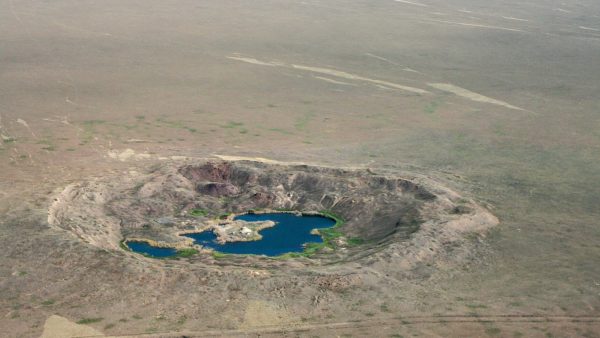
[125,241,178,258]
[183,213,336,256]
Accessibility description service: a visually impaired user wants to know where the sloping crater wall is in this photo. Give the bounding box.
[48,159,498,269]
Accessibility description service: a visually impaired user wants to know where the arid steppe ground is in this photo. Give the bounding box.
[1,0,600,336]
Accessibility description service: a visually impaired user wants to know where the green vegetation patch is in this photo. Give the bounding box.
[485,327,501,336]
[175,248,198,258]
[247,208,264,214]
[155,117,197,133]
[189,208,208,217]
[79,120,106,145]
[176,315,187,325]
[294,111,315,131]
[307,210,345,253]
[82,119,106,126]
[36,139,57,151]
[268,128,293,135]
[77,317,103,325]
[347,237,365,246]
[119,240,130,251]
[41,299,55,306]
[303,242,323,255]
[212,251,230,259]
[221,121,244,129]
[318,227,344,240]
[424,101,440,114]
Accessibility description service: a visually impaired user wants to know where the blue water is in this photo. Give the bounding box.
[183,213,336,256]
[126,241,178,258]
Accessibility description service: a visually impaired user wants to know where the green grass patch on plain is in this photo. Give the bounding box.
[424,101,439,114]
[77,318,103,325]
[176,315,187,325]
[294,112,315,131]
[268,128,293,135]
[79,120,106,145]
[221,121,244,129]
[82,120,106,126]
[37,139,56,151]
[155,117,197,133]
[485,327,501,336]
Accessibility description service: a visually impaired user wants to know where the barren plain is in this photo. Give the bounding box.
[1,0,600,337]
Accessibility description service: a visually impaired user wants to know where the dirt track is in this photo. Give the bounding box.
[88,315,600,337]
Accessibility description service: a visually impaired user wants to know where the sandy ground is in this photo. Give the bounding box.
[40,315,102,338]
[1,0,600,337]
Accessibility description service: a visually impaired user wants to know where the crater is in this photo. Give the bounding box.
[48,159,498,269]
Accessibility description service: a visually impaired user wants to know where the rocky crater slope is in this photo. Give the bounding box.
[48,159,498,268]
